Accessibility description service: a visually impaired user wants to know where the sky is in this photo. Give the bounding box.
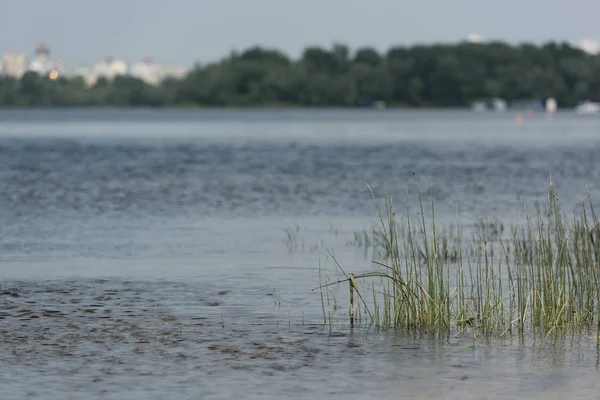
[0,0,598,67]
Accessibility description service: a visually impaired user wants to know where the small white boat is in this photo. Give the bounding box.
[491,98,507,112]
[575,100,600,114]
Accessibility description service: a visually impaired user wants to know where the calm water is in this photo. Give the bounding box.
[1,109,600,399]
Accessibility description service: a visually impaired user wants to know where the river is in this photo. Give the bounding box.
[1,108,599,399]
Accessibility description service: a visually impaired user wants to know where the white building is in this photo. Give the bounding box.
[2,52,29,78]
[579,39,600,55]
[466,33,483,44]
[130,57,160,85]
[93,57,128,79]
[84,57,128,86]
[29,42,54,76]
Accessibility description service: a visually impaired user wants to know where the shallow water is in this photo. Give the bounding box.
[3,278,600,400]
[1,109,600,399]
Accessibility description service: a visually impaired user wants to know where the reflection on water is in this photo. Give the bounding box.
[1,109,600,399]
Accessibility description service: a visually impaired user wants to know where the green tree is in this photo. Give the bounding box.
[353,47,381,68]
[1,40,600,108]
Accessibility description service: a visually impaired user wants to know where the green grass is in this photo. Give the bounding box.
[317,181,600,339]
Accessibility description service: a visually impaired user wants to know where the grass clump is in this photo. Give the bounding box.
[318,181,600,338]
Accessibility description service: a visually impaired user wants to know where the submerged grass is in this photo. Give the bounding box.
[317,181,600,338]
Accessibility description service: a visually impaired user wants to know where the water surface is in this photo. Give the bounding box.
[1,109,600,399]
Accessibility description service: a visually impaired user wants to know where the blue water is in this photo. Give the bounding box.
[1,108,600,400]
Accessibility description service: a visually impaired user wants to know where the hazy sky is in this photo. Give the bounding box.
[1,0,598,67]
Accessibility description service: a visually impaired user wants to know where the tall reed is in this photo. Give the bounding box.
[320,182,600,337]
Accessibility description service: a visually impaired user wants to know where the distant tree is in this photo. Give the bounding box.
[301,46,342,73]
[236,46,291,65]
[353,47,382,68]
[1,41,599,108]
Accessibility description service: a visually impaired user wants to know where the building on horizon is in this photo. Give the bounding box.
[465,33,483,44]
[1,52,29,78]
[579,39,600,55]
[130,57,160,85]
[83,57,128,86]
[29,42,55,76]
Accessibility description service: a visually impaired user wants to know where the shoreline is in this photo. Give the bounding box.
[0,105,575,111]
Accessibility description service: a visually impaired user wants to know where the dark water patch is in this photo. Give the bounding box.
[2,137,600,221]
[0,278,599,399]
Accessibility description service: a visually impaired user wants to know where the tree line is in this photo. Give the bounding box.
[1,41,599,108]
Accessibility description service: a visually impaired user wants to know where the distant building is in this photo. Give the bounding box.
[466,33,483,44]
[2,52,29,78]
[130,57,160,85]
[85,57,128,86]
[93,57,128,78]
[29,42,54,76]
[579,39,600,55]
